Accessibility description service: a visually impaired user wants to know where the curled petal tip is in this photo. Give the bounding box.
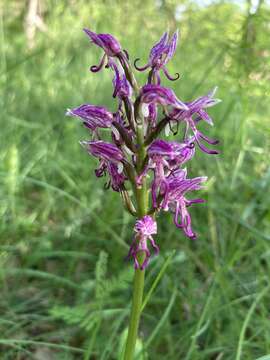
[162,66,181,81]
[90,65,100,72]
[196,140,219,154]
[134,58,149,71]
[172,72,181,81]
[89,54,106,73]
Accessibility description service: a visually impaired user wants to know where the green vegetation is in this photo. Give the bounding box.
[1,0,270,359]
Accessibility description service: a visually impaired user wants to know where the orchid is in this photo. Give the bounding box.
[66,104,113,136]
[127,215,159,270]
[160,172,207,239]
[168,87,221,153]
[67,27,220,360]
[140,84,188,110]
[134,31,180,84]
[83,28,122,73]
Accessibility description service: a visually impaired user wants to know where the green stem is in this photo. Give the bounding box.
[123,264,145,360]
[123,122,148,360]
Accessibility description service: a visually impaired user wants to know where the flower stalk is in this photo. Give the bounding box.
[124,259,145,360]
[123,113,149,358]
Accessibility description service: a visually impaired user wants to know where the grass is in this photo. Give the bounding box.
[1,0,270,359]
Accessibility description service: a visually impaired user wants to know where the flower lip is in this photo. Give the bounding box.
[160,173,207,239]
[128,216,159,270]
[107,162,126,191]
[134,215,157,236]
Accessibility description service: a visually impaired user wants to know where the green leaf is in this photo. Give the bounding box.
[141,250,176,311]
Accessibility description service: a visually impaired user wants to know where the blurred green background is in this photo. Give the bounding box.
[1,0,270,359]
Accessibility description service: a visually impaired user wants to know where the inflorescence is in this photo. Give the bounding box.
[67,28,220,270]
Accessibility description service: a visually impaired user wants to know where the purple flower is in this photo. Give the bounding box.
[127,216,159,269]
[84,28,121,57]
[141,84,188,110]
[134,31,180,83]
[148,139,195,162]
[80,140,126,191]
[81,140,124,162]
[66,104,113,133]
[169,88,220,154]
[84,28,122,73]
[137,139,195,208]
[160,172,207,239]
[96,161,127,191]
[112,63,132,103]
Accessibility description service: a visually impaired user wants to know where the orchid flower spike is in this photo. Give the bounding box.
[67,27,221,269]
